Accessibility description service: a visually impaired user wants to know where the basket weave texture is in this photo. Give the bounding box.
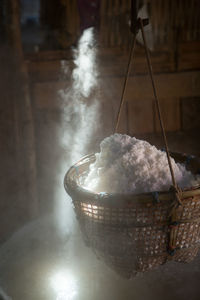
[64,153,200,278]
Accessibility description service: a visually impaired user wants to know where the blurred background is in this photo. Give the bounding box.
[0,1,200,299]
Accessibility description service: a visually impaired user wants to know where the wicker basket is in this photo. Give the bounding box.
[64,153,200,278]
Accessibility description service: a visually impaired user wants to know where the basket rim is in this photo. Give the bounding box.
[64,153,200,205]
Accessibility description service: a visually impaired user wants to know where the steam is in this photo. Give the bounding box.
[0,287,12,300]
[59,27,99,163]
[50,270,77,300]
[55,27,99,234]
[73,29,98,98]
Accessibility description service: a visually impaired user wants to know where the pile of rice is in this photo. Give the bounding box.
[83,134,199,194]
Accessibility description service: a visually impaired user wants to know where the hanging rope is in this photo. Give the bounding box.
[114,33,137,133]
[114,17,182,205]
[139,18,182,205]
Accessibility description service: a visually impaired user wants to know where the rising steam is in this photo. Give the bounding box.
[0,287,12,300]
[73,28,98,98]
[55,27,99,234]
[59,27,99,163]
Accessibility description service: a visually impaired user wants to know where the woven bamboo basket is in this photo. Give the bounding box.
[64,152,200,278]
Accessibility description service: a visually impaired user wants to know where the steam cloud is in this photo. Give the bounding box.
[55,27,99,234]
[59,27,99,163]
[0,28,101,299]
[0,287,12,300]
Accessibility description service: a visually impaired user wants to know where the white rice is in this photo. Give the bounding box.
[83,134,199,194]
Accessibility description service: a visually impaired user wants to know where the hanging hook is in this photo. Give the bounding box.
[130,0,149,35]
[115,1,149,133]
[115,1,150,133]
